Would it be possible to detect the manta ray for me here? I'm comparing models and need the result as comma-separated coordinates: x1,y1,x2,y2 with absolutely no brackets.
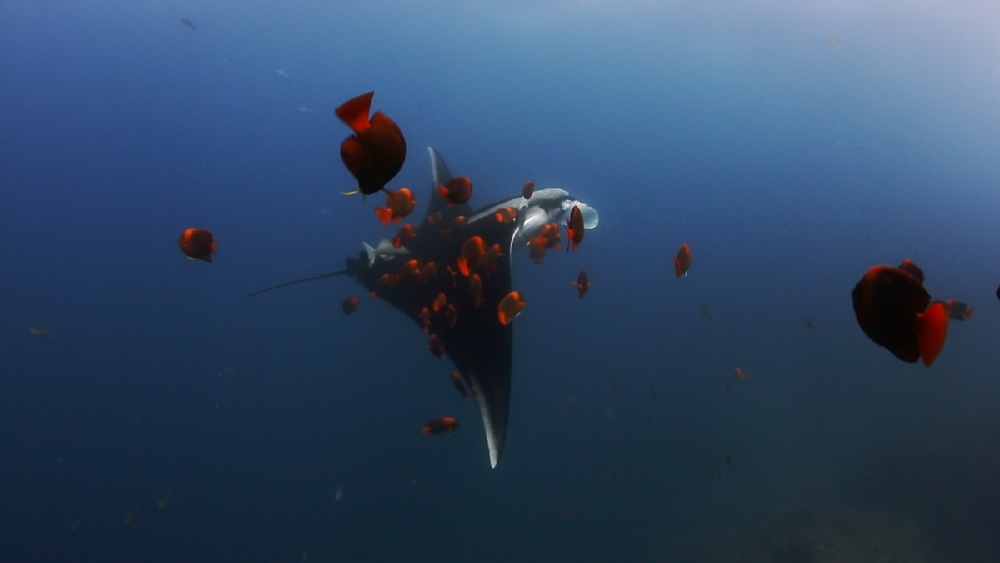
250,147,598,467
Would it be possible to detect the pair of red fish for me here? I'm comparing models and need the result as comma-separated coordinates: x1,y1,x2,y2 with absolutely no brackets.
852,259,968,366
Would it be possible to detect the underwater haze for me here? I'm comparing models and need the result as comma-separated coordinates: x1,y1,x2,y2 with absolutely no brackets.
3,1,1000,561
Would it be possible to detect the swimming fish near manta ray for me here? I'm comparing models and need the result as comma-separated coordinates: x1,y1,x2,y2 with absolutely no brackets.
248,147,598,467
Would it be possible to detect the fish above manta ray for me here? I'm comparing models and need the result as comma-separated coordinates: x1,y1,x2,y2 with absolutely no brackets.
249,146,598,468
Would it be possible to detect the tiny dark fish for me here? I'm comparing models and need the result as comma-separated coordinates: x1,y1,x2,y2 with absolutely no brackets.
179,16,196,31
573,270,591,299
804,316,815,330
341,296,361,315
450,371,471,397
673,243,692,278
698,305,712,319
421,417,459,435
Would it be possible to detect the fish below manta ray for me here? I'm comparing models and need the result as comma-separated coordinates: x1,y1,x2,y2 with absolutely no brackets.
249,147,598,467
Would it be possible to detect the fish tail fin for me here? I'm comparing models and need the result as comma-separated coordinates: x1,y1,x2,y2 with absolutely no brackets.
918,301,949,366
335,92,374,132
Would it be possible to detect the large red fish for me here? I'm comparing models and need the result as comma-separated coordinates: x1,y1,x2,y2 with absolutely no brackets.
335,91,406,196
178,228,216,262
851,260,949,366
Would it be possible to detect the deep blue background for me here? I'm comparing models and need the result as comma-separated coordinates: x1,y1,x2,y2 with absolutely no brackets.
2,2,999,561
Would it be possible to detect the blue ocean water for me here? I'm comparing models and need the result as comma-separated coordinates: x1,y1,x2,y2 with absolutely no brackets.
2,2,999,561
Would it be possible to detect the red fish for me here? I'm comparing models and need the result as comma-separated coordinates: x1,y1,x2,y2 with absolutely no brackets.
522,181,535,200
852,260,949,366
421,416,459,435
427,333,445,358
178,228,216,262
417,261,438,283
528,223,561,264
495,207,517,224
432,292,448,313
335,91,406,196
375,187,416,225
440,215,466,238
733,367,747,381
419,307,431,333
566,205,585,252
673,243,692,278
438,177,473,206
573,270,591,299
469,273,484,307
341,296,361,315
498,291,526,325
450,371,471,397
392,224,416,248
457,236,486,276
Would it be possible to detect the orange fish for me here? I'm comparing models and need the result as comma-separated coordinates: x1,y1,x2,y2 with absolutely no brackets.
495,207,518,224
394,259,421,282
566,205,585,252
450,371,471,397
441,215,466,237
457,236,486,276
528,223,561,264
426,211,443,224
417,261,438,283
673,243,692,278
469,273,484,307
428,333,445,358
522,181,535,200
341,296,361,315
419,307,431,333
852,260,949,366
335,91,406,196
573,270,591,299
733,367,747,381
432,292,448,313
438,176,473,206
178,228,216,262
392,224,416,248
498,291,526,325
375,187,416,225
421,416,459,435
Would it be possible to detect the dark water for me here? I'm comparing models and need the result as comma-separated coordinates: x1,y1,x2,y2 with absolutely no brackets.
2,2,999,561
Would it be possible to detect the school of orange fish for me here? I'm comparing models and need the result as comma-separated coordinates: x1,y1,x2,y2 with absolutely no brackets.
177,91,979,446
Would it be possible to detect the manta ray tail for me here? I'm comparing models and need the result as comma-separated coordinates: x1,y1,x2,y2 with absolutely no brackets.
246,269,349,297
